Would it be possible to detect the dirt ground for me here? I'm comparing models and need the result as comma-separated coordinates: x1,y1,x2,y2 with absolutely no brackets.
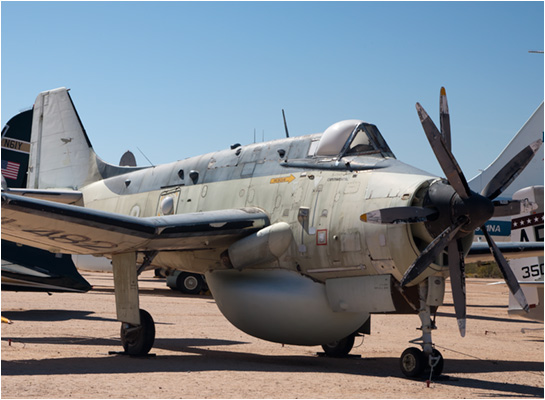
1,271,543,399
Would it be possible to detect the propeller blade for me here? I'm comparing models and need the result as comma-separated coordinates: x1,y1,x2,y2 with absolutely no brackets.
400,218,466,287
360,207,437,224
439,87,452,152
481,139,542,200
492,198,538,217
481,227,529,312
416,103,471,199
448,240,466,337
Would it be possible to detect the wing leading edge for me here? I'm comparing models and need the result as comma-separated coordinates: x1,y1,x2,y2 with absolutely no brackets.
1,193,269,255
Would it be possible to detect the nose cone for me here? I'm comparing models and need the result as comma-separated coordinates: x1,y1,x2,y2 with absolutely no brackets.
453,191,494,234
424,180,494,239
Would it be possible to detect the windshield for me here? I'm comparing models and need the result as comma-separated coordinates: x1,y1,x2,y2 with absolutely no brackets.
343,123,395,158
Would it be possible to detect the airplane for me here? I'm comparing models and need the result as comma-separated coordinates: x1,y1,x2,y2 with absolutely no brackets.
1,87,542,378
1,240,92,293
470,102,544,242
1,109,91,293
505,185,543,322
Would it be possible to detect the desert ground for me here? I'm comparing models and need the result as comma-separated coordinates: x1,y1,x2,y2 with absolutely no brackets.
1,271,543,399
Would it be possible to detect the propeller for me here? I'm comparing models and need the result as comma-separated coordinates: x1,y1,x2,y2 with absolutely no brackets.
481,139,542,201
361,87,541,336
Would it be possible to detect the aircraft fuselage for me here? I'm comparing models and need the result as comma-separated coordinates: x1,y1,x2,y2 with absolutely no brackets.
82,133,445,285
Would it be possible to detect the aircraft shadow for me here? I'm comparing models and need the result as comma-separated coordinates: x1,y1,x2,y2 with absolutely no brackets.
2,337,543,397
90,286,211,299
1,308,176,326
436,311,542,325
1,309,116,323
442,302,508,309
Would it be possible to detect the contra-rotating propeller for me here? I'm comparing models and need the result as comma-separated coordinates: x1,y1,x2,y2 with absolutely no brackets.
361,87,542,337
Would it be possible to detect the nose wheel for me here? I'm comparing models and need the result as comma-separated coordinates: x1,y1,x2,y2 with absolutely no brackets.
400,347,443,378
400,280,444,378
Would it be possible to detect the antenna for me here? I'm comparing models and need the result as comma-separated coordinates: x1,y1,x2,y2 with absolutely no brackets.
282,109,290,138
254,128,256,143
137,146,155,167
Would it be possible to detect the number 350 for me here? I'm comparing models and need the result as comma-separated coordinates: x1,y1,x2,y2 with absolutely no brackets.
521,264,544,279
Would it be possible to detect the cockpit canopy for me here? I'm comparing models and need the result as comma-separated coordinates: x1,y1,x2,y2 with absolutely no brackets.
314,120,395,159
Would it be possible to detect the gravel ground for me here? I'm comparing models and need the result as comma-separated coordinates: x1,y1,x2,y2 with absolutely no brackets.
1,271,543,399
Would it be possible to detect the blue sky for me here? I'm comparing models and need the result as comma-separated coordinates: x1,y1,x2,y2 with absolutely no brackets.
2,1,543,180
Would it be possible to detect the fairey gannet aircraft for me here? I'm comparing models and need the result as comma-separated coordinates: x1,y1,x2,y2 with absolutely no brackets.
2,87,542,378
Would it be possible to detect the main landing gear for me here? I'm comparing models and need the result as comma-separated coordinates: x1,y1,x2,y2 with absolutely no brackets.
321,333,356,357
111,252,156,356
400,279,444,378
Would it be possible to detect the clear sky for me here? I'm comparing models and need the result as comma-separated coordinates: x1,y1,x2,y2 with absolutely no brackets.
2,1,543,180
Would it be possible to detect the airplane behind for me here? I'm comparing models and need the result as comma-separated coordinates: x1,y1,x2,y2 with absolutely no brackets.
1,87,542,378
1,109,91,293
470,102,544,242
507,186,543,322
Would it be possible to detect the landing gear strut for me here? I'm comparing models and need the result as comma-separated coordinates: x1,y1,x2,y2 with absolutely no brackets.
112,252,156,356
400,279,444,378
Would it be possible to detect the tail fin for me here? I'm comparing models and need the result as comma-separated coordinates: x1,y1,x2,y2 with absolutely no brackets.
469,102,544,198
27,87,101,189
1,109,33,188
27,88,143,190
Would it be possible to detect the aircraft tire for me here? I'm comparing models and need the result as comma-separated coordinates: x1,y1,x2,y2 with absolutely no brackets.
321,334,355,357
177,272,204,295
120,309,155,355
400,347,424,378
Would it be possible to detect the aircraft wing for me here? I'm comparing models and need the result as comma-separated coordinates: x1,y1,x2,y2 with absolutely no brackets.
3,188,84,205
1,192,269,256
466,241,544,263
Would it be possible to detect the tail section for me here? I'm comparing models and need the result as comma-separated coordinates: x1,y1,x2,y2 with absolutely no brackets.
26,88,144,190
27,88,102,189
469,103,544,198
1,109,33,188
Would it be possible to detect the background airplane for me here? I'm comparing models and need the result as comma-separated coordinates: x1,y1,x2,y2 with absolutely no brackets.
506,185,543,321
470,102,544,242
1,110,91,293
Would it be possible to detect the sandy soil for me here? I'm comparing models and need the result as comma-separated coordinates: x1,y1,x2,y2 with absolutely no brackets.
1,271,543,399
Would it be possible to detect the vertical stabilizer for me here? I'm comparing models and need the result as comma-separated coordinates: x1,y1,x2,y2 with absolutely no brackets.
28,88,101,189
469,103,544,198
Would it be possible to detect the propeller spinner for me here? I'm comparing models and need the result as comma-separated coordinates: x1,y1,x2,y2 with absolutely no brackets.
362,87,541,337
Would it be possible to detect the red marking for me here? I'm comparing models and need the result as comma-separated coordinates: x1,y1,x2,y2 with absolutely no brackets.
316,229,328,246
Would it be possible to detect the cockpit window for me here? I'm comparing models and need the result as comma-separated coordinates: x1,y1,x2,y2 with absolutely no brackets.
343,123,394,158
345,128,374,154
